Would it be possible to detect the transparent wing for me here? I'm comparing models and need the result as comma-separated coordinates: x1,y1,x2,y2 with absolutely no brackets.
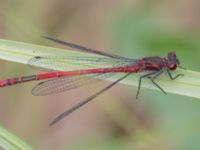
32,73,115,96
28,56,136,72
49,73,132,126
42,36,132,59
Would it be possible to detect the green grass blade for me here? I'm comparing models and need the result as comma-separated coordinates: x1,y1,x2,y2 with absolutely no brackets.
0,125,35,150
0,39,199,99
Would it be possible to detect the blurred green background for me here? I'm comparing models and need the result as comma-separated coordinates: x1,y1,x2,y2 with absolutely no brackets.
0,0,200,150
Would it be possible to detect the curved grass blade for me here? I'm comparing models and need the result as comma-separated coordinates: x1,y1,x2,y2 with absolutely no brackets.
0,39,199,98
0,125,35,150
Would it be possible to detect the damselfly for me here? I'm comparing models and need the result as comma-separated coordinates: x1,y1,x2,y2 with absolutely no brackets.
0,36,184,125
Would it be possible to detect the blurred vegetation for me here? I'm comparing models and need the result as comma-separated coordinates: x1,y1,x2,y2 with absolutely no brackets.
0,0,200,150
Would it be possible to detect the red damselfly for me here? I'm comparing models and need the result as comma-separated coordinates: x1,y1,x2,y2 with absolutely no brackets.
0,36,184,125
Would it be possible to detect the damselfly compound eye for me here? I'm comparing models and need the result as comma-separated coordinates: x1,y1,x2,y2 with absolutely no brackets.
169,63,177,70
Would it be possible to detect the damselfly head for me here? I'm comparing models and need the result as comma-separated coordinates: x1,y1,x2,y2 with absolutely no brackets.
167,52,180,70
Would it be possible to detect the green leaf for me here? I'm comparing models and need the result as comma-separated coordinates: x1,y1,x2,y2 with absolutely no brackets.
0,125,35,150
0,39,199,99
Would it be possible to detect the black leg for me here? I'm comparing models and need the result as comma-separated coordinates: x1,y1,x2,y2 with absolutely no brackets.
136,69,184,99
167,69,184,80
150,70,167,95
136,71,159,99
